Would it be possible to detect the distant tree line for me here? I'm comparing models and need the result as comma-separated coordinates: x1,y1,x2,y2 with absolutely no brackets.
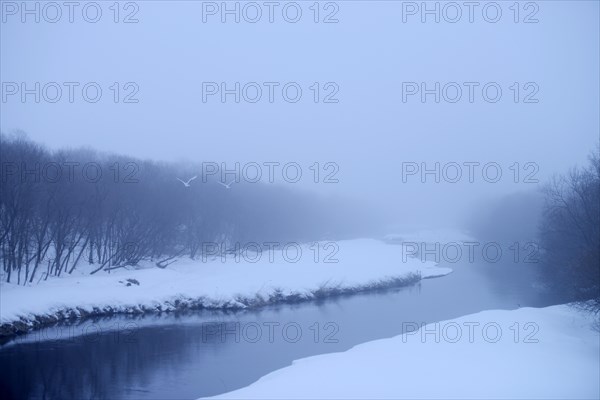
0,133,381,284
539,147,600,312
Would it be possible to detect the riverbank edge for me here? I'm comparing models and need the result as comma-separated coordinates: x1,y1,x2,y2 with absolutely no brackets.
206,303,600,399
0,271,445,339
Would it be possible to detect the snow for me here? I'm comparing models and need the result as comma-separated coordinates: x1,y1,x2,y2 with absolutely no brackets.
384,229,475,244
0,238,450,328
208,304,599,399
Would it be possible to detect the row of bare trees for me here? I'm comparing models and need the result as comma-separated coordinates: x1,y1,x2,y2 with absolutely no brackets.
1,134,373,284
0,135,188,283
539,147,600,312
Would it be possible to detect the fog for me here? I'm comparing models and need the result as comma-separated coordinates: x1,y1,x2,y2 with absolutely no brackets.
2,2,600,399
2,1,598,234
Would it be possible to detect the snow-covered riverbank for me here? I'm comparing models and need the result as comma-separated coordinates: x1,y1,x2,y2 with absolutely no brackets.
209,304,599,399
0,238,450,337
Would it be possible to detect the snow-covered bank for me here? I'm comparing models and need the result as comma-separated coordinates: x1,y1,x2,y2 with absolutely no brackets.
209,304,599,400
384,228,475,244
0,239,450,337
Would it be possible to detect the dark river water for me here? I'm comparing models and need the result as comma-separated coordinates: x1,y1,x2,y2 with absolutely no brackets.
0,258,556,400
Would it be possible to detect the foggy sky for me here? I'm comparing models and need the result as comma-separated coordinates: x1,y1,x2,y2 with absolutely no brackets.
1,0,599,229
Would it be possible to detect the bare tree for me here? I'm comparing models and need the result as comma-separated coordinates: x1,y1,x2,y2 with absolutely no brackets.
539,147,600,312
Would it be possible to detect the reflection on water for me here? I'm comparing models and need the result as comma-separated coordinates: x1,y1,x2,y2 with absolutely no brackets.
0,260,556,400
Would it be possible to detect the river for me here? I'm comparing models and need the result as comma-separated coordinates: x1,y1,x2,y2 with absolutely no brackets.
0,257,556,399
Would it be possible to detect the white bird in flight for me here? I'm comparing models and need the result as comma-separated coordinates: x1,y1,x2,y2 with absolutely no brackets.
177,176,197,187
218,180,236,189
